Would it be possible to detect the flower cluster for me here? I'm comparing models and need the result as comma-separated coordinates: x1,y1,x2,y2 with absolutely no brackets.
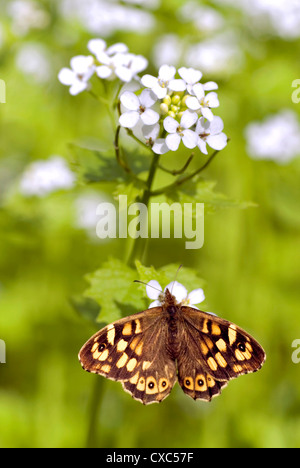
119,65,227,155
58,39,227,155
58,38,148,95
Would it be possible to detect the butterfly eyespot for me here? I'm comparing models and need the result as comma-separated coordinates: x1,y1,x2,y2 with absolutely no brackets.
148,382,155,389
198,379,204,386
237,343,246,352
185,379,191,386
98,344,106,352
161,380,167,388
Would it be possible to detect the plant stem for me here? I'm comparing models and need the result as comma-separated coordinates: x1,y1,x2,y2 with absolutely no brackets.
126,151,160,266
85,376,105,448
150,149,219,196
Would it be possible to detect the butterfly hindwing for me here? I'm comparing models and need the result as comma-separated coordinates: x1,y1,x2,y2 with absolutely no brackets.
79,307,177,404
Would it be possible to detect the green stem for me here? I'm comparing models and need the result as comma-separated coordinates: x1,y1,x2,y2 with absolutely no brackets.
150,149,219,196
126,151,160,266
85,376,105,448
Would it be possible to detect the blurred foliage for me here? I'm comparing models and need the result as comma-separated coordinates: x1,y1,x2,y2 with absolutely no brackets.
0,0,300,449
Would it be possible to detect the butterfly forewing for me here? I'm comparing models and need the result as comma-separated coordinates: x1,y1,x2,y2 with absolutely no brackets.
79,307,177,404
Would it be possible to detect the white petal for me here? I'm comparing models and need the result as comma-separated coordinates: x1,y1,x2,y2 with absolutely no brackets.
178,67,202,85
163,116,179,133
182,130,198,149
209,116,224,135
96,65,112,79
141,109,159,125
152,83,168,99
152,139,169,154
146,280,162,300
166,281,187,303
201,107,214,121
107,43,128,56
166,133,181,151
207,133,228,150
197,138,208,154
159,64,176,81
168,79,186,92
119,111,140,128
139,88,157,108
187,288,205,305
120,91,140,111
130,55,148,74
58,68,75,85
192,82,205,100
142,123,160,140
115,66,133,83
180,110,198,129
88,38,106,56
141,74,158,88
186,96,201,111
70,55,93,74
195,117,209,134
203,81,218,91
205,92,219,108
149,300,161,308
69,80,88,95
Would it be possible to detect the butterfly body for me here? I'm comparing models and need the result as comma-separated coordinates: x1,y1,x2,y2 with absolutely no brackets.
79,288,266,404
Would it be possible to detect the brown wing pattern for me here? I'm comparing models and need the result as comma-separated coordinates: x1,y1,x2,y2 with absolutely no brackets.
79,307,177,404
177,307,266,401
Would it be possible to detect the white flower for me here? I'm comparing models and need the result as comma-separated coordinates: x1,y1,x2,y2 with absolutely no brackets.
186,83,219,121
146,280,205,309
245,110,300,164
88,38,128,60
119,89,159,128
196,116,228,154
58,55,95,95
163,110,198,152
178,66,202,94
88,38,147,82
141,64,186,99
19,156,75,197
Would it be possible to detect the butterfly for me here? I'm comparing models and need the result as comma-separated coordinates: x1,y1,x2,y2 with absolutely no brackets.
79,283,266,405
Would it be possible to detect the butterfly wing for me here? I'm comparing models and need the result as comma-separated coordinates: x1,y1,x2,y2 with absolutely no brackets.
177,306,266,401
79,308,177,405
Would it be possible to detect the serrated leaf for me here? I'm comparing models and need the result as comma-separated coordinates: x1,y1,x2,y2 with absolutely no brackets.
84,258,146,324
165,178,256,214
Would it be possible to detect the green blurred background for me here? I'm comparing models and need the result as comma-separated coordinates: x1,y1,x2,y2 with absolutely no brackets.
1,0,300,448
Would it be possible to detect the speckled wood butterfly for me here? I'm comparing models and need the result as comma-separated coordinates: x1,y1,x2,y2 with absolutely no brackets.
79,287,266,404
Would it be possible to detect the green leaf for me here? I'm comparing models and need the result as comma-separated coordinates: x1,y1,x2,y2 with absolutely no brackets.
165,178,256,214
84,258,146,324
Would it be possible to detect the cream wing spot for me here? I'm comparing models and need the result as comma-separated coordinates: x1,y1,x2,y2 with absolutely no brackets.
207,356,218,371
122,322,132,335
116,353,129,368
216,338,227,353
106,325,115,345
135,319,142,334
117,339,128,352
228,325,237,345
126,358,137,372
97,349,109,361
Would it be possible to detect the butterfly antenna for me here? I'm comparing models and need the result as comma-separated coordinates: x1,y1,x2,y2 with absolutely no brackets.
133,280,162,293
170,264,183,295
